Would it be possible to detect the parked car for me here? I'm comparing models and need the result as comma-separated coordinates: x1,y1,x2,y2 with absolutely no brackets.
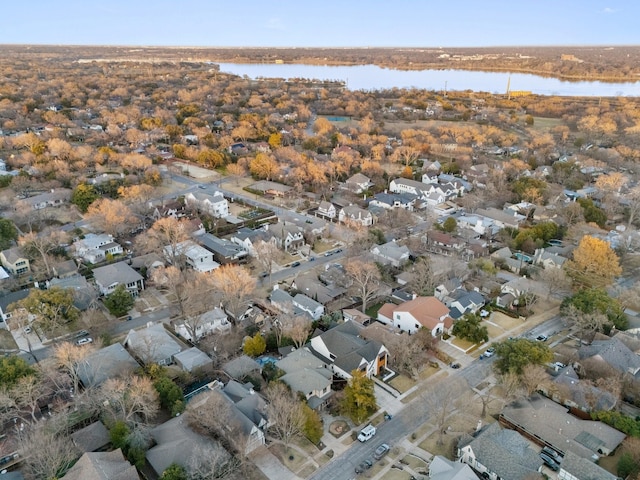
357,424,376,442
0,453,18,466
355,459,373,473
449,362,461,369
539,451,560,471
290,261,301,267
553,362,566,370
23,326,32,334
76,337,93,346
541,446,562,463
373,443,390,460
483,347,496,358
324,251,334,257
536,334,548,342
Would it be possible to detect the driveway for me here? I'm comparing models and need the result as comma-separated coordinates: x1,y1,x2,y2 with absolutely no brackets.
252,447,302,480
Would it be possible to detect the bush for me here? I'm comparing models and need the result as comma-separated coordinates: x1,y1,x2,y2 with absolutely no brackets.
617,452,638,478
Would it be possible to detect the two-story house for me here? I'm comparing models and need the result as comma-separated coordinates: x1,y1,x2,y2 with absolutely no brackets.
377,296,451,336
93,262,145,297
198,233,248,265
163,241,220,273
184,191,229,218
293,293,325,320
309,320,389,380
339,205,374,227
276,347,333,410
371,240,411,267
344,173,373,193
73,233,123,264
317,201,337,219
0,247,30,275
264,222,304,252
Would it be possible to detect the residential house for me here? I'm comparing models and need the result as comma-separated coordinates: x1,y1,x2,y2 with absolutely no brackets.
265,222,304,252
368,192,417,211
0,289,30,323
424,230,465,256
251,180,293,197
371,240,411,267
21,188,71,210
499,394,626,460
146,416,228,477
453,212,500,238
61,450,139,480
77,343,140,388
222,355,262,381
309,320,389,379
497,275,548,308
164,241,220,273
230,227,272,256
293,293,325,320
184,191,229,218
51,259,78,278
93,262,144,296
447,289,486,320
533,248,568,269
124,323,182,366
269,287,296,314
276,347,333,410
174,307,230,342
543,366,617,413
389,178,432,198
558,451,617,480
173,347,212,372
457,422,543,480
342,308,372,326
199,233,248,265
377,296,451,336
344,173,372,193
339,205,374,227
49,275,97,311
476,207,525,229
70,421,111,453
428,456,479,480
317,201,337,219
151,200,186,220
73,233,123,264
577,337,640,377
293,269,348,305
0,247,30,275
190,380,268,454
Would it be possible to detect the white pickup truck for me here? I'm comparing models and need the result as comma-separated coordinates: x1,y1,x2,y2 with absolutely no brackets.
357,424,376,442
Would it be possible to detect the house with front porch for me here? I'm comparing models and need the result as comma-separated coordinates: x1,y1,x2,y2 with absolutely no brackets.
164,241,220,273
317,201,337,219
345,173,372,193
371,240,411,267
309,320,389,379
264,222,304,252
73,233,123,264
184,191,229,218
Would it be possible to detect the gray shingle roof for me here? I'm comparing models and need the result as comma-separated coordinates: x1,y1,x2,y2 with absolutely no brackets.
559,451,617,480
62,450,138,480
93,262,143,288
222,355,261,379
578,337,640,375
124,324,182,365
71,421,110,452
459,422,543,480
280,369,331,395
500,394,626,459
77,343,140,387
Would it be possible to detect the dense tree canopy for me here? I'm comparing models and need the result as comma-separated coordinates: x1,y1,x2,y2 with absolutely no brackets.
564,235,622,288
493,338,553,375
561,288,628,331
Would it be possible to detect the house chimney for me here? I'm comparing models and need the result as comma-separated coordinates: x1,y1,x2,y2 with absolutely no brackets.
476,420,482,432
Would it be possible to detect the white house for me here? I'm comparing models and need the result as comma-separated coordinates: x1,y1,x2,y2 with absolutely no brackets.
184,191,229,218
73,233,123,264
317,201,337,219
293,293,325,320
377,296,451,335
174,307,230,342
264,222,304,252
371,241,411,267
163,241,220,273
344,173,372,193
339,205,374,227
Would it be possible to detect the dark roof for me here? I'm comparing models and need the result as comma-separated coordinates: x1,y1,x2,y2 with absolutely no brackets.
0,289,30,313
77,343,140,387
458,422,542,480
578,337,640,375
312,321,384,373
71,421,110,452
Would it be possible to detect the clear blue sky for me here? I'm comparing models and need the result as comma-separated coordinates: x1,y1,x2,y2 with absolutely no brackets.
2,0,638,47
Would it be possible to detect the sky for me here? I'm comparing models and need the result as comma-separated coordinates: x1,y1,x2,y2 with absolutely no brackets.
1,0,638,47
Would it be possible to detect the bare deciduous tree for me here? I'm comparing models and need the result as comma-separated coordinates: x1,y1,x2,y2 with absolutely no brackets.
19,229,68,277
253,239,281,281
283,315,311,349
18,420,79,480
210,265,256,325
96,375,159,426
86,198,137,238
519,364,549,397
264,382,306,448
344,259,382,314
423,378,466,446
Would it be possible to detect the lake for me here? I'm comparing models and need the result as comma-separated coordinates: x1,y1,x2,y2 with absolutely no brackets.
217,63,640,97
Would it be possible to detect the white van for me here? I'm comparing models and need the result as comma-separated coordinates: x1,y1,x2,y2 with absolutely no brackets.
357,424,376,442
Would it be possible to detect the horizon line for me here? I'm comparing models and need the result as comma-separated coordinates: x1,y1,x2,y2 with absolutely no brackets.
2,43,640,49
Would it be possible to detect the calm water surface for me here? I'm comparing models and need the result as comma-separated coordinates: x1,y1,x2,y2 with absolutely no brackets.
217,63,640,97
